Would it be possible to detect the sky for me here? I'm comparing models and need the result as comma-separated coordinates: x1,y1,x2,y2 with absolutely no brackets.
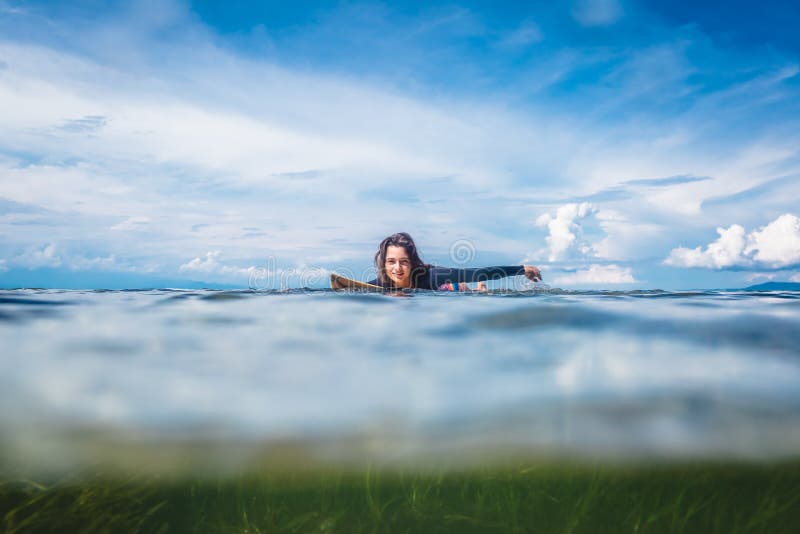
1,0,799,289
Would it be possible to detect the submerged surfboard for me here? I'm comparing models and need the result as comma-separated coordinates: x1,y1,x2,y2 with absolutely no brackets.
330,273,383,291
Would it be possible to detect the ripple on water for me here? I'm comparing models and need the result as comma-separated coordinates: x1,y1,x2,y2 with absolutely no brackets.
167,315,257,326
156,292,204,304
442,299,800,356
666,315,800,356
0,295,74,323
0,296,76,306
199,291,251,301
470,304,621,330
64,338,144,356
1,308,66,322
678,301,723,308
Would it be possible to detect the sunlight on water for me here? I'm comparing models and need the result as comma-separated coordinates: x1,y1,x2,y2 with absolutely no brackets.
1,289,800,473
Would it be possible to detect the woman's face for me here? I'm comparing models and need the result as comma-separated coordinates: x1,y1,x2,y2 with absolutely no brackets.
385,245,412,288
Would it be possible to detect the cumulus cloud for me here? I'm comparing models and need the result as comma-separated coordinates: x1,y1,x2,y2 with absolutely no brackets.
552,264,636,285
665,214,800,269
665,224,748,268
530,203,657,263
13,243,62,269
534,202,597,261
745,214,800,266
21,243,62,269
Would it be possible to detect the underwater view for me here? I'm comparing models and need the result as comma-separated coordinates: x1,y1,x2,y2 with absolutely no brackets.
2,288,800,531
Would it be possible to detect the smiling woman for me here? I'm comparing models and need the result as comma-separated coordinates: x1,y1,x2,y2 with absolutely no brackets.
368,232,542,290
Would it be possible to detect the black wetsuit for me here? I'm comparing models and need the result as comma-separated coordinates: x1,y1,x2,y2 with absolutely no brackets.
368,266,525,290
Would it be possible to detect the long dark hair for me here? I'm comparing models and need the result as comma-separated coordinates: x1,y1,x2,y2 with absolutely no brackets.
374,232,430,288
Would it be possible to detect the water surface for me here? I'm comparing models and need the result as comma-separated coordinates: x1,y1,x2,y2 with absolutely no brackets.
2,288,799,470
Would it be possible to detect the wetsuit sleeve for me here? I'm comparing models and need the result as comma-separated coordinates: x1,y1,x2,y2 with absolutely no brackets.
428,266,525,286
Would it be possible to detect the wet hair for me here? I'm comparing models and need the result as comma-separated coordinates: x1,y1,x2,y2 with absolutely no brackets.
374,232,430,288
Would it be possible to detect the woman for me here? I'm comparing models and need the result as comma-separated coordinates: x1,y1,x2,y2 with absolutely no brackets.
368,232,542,290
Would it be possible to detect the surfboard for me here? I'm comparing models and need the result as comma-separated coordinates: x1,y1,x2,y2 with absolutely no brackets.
330,273,383,291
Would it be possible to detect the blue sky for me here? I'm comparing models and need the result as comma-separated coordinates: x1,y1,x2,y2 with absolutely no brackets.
1,0,799,289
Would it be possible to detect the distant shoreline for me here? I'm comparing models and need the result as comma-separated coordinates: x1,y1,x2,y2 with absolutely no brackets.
742,281,800,291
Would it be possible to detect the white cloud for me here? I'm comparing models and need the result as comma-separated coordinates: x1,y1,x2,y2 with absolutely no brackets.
180,250,226,272
528,204,662,264
665,214,800,269
13,243,62,269
589,210,668,260
552,264,636,285
534,202,596,261
179,253,332,288
7,243,123,271
572,0,622,27
245,259,333,290
0,38,532,191
110,216,149,231
746,272,776,282
0,259,7,272
69,254,118,270
0,1,26,15
744,214,800,267
665,224,748,268
790,273,800,282
497,20,543,49
179,251,255,278
0,37,587,271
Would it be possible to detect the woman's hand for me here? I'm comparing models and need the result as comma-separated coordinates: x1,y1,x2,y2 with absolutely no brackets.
523,265,542,282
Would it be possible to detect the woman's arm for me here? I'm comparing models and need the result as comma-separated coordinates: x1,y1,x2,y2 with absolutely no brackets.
370,266,541,289
429,265,541,286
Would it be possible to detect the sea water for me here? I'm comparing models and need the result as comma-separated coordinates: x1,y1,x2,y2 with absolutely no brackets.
2,288,800,472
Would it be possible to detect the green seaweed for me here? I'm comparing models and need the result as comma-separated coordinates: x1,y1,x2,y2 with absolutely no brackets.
1,462,799,533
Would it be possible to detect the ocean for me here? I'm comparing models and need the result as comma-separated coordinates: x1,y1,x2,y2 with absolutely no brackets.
2,287,800,474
